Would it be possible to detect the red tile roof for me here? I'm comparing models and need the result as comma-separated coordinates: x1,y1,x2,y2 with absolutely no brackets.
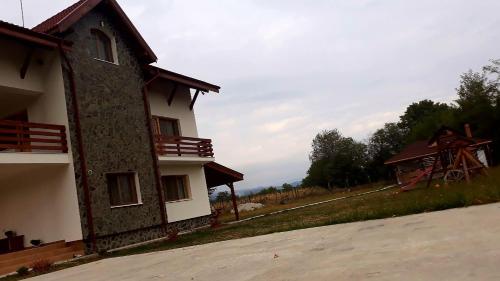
32,0,157,63
384,141,437,165
146,65,221,93
32,0,88,33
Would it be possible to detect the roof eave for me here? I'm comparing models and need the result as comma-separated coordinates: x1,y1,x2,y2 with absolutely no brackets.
384,152,438,165
147,65,221,93
0,22,72,51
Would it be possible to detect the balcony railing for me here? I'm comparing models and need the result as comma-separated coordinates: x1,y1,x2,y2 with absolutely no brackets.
0,120,68,153
155,135,213,157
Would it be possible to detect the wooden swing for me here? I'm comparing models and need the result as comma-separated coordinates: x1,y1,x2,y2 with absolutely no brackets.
426,129,488,187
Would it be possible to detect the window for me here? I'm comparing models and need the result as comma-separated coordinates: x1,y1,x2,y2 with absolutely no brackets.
91,29,114,62
162,175,190,202
107,172,140,207
153,117,180,137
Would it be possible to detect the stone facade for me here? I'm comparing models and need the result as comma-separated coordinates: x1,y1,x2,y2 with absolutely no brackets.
59,4,210,253
169,215,212,233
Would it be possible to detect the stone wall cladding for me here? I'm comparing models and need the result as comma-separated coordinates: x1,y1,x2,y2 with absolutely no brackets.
91,215,211,252
168,215,212,233
61,4,165,253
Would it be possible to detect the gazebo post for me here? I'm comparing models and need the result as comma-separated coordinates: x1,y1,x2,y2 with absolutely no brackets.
227,183,239,221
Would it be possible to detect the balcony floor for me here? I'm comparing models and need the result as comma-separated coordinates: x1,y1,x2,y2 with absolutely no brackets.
158,155,215,165
0,152,70,165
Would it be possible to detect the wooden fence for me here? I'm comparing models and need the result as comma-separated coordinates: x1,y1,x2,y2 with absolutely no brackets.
211,187,329,211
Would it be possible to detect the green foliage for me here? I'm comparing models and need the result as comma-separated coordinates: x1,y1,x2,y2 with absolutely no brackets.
405,106,456,142
399,99,452,134
16,267,29,276
256,186,279,195
305,130,368,188
215,191,231,202
367,122,406,181
281,183,294,191
454,70,498,134
399,100,455,142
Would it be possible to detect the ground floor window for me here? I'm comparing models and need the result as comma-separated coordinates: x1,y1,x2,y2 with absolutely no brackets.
106,172,140,207
162,175,190,201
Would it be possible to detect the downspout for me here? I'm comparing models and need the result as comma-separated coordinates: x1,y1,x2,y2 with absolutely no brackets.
142,71,168,229
58,42,97,253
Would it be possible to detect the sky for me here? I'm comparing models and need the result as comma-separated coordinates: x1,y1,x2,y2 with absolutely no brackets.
2,0,500,191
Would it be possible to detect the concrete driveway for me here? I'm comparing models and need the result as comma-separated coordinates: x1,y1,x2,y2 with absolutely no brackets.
29,203,500,281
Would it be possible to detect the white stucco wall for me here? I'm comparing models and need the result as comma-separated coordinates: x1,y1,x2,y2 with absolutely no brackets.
160,165,212,222
149,82,199,137
0,38,45,94
0,41,83,245
27,51,68,127
0,165,83,246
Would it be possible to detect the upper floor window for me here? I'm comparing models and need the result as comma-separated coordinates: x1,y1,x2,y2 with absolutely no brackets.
153,116,180,137
91,29,114,63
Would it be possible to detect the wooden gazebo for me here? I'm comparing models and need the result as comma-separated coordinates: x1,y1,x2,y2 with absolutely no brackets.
204,162,244,220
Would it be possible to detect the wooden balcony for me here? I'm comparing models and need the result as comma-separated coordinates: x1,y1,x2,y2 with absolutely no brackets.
0,120,68,154
155,135,214,158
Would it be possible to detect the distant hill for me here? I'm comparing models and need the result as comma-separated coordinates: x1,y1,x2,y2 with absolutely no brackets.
210,179,303,199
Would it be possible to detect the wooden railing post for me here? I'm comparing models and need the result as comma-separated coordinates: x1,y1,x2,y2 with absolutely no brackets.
176,137,181,156
60,127,68,153
16,123,23,152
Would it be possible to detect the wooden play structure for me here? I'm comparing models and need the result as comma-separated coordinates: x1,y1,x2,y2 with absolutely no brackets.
385,124,493,191
425,127,489,188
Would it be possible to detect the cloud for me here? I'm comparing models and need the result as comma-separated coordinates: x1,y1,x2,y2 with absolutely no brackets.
261,116,305,133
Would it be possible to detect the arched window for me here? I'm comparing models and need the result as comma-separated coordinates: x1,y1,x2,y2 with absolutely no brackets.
91,29,114,62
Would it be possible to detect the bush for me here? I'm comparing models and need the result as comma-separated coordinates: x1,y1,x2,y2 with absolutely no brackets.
30,259,52,273
16,266,29,276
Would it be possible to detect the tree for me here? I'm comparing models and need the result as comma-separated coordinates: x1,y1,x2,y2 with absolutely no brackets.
455,70,498,129
281,183,294,192
398,100,455,142
215,191,231,202
454,68,499,161
257,186,278,195
483,59,500,86
366,122,406,181
399,100,449,132
309,129,343,163
304,129,369,189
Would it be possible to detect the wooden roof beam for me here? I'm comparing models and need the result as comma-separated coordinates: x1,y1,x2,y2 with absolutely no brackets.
189,90,200,111
167,83,178,106
20,48,35,79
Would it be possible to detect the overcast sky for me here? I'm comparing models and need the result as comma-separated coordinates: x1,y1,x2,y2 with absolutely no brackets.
2,0,500,190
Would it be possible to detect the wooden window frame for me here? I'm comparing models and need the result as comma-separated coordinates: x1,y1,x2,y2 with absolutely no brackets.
152,115,181,137
161,175,191,202
106,172,142,208
91,29,114,63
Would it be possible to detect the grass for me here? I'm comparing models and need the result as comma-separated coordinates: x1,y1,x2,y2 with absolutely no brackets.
218,182,389,222
3,168,500,280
